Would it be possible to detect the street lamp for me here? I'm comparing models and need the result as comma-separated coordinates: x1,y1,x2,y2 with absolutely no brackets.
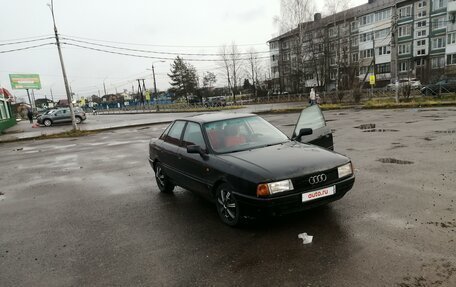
147,60,165,111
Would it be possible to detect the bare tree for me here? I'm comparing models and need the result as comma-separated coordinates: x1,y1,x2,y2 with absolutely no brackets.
218,42,243,103
274,0,315,93
245,47,264,97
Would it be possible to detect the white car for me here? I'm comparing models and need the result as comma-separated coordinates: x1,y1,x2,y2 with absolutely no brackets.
386,79,422,91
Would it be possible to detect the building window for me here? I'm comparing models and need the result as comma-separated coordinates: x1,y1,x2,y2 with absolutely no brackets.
417,29,427,37
351,36,359,47
374,28,389,39
360,32,373,42
448,32,456,44
417,49,426,55
378,46,391,55
376,63,391,74
399,62,409,72
432,0,447,11
447,54,456,65
360,49,374,58
352,53,359,62
416,58,425,66
432,16,446,30
375,9,392,22
329,26,337,37
398,25,412,37
432,56,445,68
282,41,289,49
418,1,427,8
360,66,373,75
431,37,446,49
417,10,427,18
399,6,412,18
361,14,374,26
417,39,426,46
399,43,411,55
416,20,427,28
351,21,359,32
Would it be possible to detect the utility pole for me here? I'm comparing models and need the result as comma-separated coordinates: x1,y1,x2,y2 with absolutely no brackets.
48,0,77,130
391,5,399,103
50,88,54,102
137,79,144,105
372,30,376,99
103,81,107,96
152,64,159,111
26,89,32,107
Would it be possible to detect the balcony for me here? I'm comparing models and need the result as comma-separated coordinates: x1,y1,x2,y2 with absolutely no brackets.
448,1,456,13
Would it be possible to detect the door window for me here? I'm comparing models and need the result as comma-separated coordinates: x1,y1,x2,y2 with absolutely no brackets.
182,122,206,149
164,120,186,146
293,105,326,137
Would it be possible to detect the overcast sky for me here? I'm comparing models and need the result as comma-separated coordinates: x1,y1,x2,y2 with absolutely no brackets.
1,0,364,101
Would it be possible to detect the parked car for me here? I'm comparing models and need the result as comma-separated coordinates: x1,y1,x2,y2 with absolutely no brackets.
36,107,86,127
421,78,456,96
386,78,421,91
187,95,202,105
203,97,226,107
148,106,354,226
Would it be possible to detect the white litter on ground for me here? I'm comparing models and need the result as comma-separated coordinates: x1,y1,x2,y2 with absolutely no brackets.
298,233,313,244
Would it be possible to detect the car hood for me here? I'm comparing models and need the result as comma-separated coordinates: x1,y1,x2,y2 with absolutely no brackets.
218,141,349,182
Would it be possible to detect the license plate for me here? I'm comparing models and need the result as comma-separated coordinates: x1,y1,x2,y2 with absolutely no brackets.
302,186,336,202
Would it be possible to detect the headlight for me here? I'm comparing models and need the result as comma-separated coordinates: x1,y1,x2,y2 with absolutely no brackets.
338,162,353,178
257,179,294,197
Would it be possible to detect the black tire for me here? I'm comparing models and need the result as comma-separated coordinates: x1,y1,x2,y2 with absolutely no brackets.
43,119,52,127
75,116,82,124
155,162,174,193
215,183,241,226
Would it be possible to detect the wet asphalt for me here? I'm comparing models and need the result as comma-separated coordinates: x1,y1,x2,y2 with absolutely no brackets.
0,107,455,286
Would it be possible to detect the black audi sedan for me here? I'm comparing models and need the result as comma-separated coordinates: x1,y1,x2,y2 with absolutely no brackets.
148,106,355,226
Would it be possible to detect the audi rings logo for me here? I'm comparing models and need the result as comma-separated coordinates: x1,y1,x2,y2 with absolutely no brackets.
308,174,327,185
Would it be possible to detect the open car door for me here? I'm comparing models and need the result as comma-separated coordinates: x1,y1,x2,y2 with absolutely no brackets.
291,105,334,150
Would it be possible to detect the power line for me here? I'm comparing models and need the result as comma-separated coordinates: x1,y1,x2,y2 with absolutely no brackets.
0,34,54,43
0,43,55,54
60,42,270,62
61,37,270,56
0,37,55,47
60,34,268,48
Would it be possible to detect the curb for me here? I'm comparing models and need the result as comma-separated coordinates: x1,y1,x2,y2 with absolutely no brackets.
0,120,173,144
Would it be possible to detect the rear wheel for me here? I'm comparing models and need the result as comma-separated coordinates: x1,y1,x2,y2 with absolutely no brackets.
75,116,82,124
43,119,52,127
215,183,241,226
155,162,174,193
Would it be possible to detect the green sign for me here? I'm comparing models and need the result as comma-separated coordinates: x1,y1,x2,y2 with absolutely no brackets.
9,74,41,89
145,90,151,101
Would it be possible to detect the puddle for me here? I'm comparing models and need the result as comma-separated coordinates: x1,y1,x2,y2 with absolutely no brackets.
432,119,444,121
355,123,376,129
435,130,456,134
424,137,434,141
281,123,296,126
377,158,414,164
391,144,407,149
426,221,456,228
405,121,417,124
363,129,399,133
137,127,150,130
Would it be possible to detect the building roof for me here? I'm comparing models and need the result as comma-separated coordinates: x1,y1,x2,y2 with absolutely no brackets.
0,88,13,99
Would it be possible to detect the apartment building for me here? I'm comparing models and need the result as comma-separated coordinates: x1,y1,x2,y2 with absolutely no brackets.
268,0,456,93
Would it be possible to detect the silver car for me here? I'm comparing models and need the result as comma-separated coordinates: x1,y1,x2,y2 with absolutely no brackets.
36,107,86,127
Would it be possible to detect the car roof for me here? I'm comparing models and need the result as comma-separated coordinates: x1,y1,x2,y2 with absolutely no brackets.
177,112,256,124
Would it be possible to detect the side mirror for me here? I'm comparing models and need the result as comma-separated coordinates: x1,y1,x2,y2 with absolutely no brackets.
187,145,208,159
295,128,313,141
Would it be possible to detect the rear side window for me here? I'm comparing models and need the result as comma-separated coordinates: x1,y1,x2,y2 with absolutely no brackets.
164,121,186,145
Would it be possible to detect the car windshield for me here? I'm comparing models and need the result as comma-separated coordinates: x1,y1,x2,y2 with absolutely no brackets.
203,116,288,153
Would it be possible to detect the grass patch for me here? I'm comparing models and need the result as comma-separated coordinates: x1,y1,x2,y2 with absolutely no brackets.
363,96,456,109
35,129,98,140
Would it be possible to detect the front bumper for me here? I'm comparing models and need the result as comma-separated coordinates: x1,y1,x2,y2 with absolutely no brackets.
234,175,355,216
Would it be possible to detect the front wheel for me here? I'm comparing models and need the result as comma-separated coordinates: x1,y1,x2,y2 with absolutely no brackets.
215,183,241,226
155,162,174,193
43,119,52,127
75,116,82,124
